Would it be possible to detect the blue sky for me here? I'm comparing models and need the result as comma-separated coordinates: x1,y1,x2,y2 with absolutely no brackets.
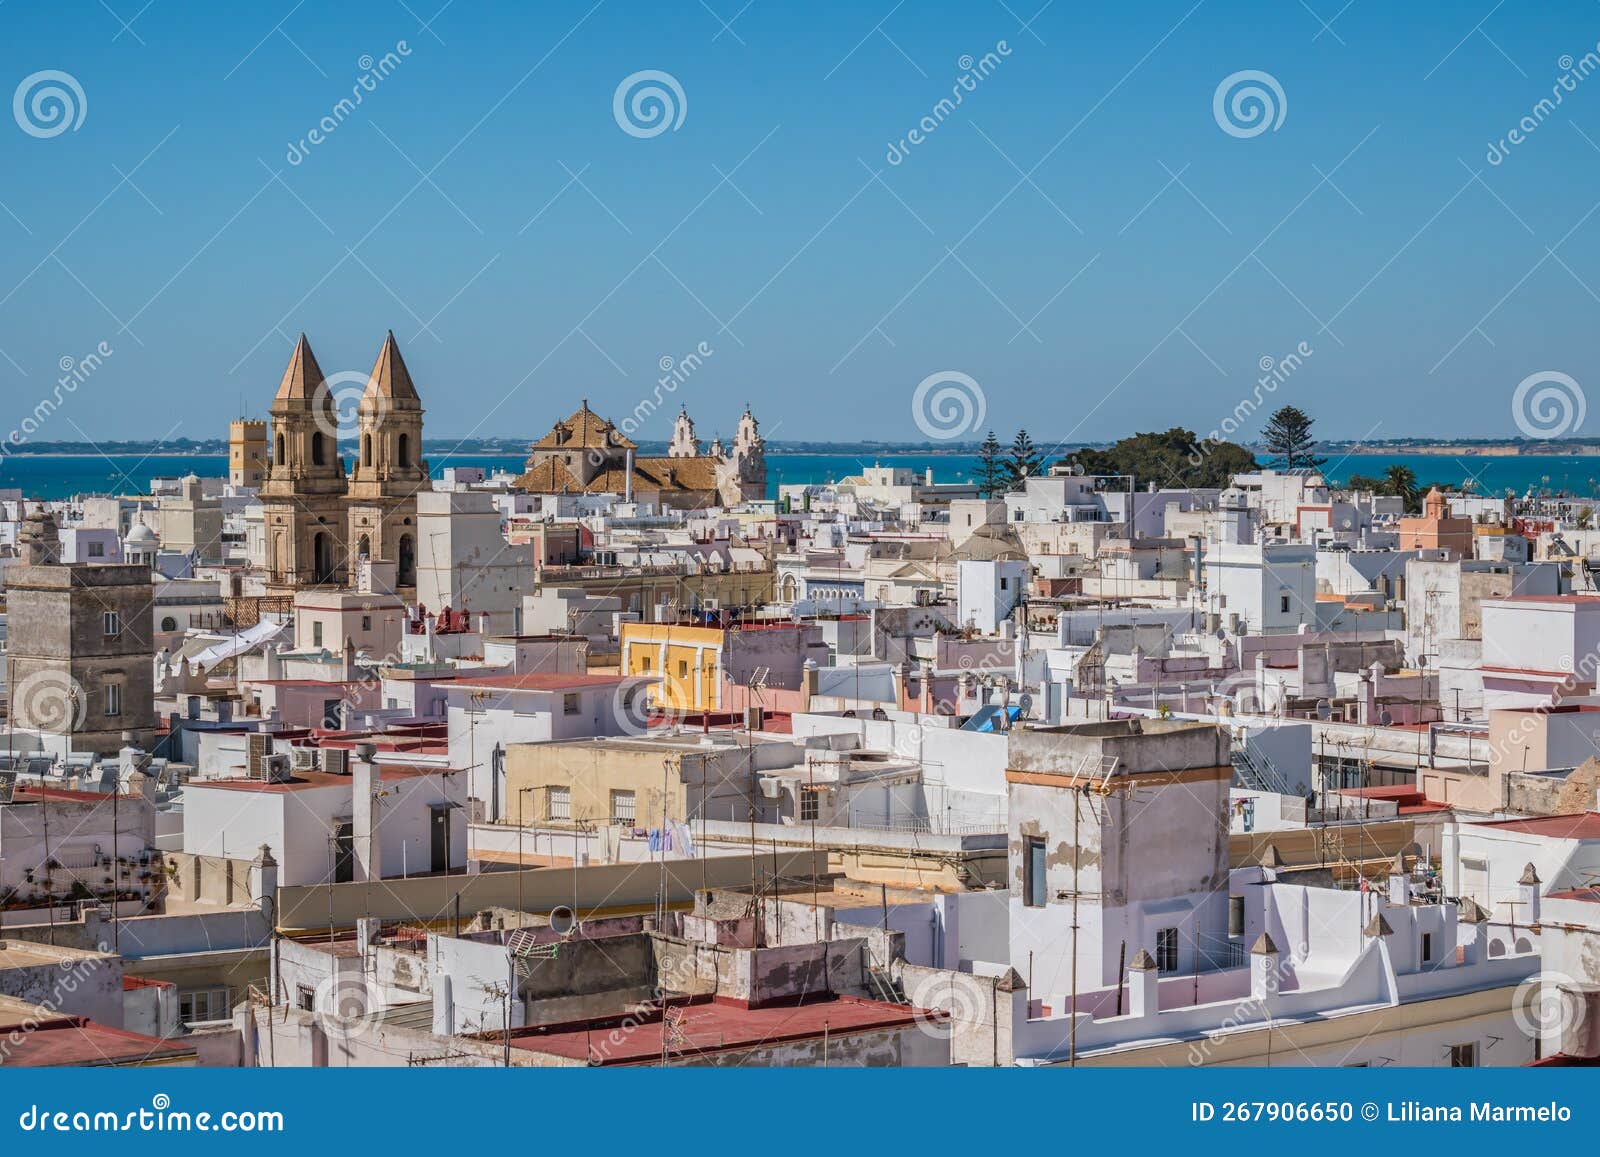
3,0,1600,447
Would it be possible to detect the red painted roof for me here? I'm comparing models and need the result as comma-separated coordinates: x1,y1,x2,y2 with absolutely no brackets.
1472,812,1600,840
0,1016,195,1066
1488,594,1600,606
449,672,632,692
509,995,922,1065
1546,887,1600,903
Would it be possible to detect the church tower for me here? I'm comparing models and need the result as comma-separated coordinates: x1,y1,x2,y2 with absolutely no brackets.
668,407,701,457
347,331,427,588
259,334,349,590
723,405,766,503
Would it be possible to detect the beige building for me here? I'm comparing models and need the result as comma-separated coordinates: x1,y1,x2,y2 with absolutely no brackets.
258,331,427,594
229,419,268,489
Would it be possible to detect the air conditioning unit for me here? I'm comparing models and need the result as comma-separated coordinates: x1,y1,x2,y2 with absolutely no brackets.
262,754,292,784
322,747,349,776
291,748,318,771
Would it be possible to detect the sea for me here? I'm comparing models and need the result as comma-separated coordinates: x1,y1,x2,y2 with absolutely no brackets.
1,450,1596,502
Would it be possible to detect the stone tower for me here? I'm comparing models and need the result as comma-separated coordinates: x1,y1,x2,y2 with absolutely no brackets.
259,334,349,590
668,407,701,458
347,331,427,588
6,511,157,754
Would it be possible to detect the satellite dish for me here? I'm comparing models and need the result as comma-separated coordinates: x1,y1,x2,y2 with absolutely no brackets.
1379,710,1394,726
548,905,578,938
1315,699,1332,721
1017,692,1034,714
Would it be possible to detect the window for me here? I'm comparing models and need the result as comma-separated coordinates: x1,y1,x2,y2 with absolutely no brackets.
361,615,372,631
1421,932,1434,963
611,790,636,825
1449,1042,1477,1068
161,616,177,632
678,660,689,677
179,986,233,1023
102,611,121,636
641,656,652,672
1279,594,1291,613
800,787,821,822
999,576,1009,590
1228,896,1245,937
1156,927,1179,973
87,541,105,558
1023,836,1047,908
563,693,581,716
312,621,324,647
297,986,316,1012
548,786,572,821
104,684,122,718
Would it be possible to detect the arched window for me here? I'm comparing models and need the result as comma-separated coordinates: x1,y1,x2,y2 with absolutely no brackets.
398,533,416,587
313,532,334,583
357,534,371,559
397,432,410,468
362,434,372,467
275,433,286,466
161,617,177,632
311,432,326,466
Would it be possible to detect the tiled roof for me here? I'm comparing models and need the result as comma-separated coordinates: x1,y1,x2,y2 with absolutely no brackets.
529,404,636,451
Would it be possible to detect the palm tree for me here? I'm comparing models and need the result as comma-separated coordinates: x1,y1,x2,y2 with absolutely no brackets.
1382,464,1419,511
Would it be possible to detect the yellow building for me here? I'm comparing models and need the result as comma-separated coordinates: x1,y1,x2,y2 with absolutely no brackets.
619,621,725,713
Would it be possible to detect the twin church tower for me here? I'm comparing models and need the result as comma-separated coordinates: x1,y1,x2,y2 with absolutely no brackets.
258,331,426,594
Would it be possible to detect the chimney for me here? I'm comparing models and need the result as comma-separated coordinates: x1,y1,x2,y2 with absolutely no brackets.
624,448,635,504
1128,949,1159,1018
800,659,818,713
1518,862,1542,925
353,742,382,882
249,844,279,919
1250,932,1280,1002
1456,897,1488,964
1387,851,1409,907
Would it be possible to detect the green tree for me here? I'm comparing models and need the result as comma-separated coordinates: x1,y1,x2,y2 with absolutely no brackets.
1061,428,1257,490
974,430,1008,498
1261,405,1327,472
1382,464,1420,511
1005,428,1043,490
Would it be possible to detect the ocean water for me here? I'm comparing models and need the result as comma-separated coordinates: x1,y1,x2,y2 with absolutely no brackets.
0,450,1593,502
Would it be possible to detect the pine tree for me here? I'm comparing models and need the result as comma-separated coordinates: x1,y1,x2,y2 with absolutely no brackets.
974,430,1007,497
1005,428,1043,491
1261,406,1327,472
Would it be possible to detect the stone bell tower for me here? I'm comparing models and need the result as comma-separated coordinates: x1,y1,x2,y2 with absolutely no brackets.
347,331,427,588
259,334,349,590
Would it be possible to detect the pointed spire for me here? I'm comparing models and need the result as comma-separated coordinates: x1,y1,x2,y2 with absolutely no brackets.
275,333,326,401
364,329,419,402
1520,862,1541,886
1129,948,1158,971
1363,913,1395,938
1458,897,1489,924
1250,932,1279,956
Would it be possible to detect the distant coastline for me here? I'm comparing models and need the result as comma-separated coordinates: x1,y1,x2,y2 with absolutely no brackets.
6,438,1600,458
